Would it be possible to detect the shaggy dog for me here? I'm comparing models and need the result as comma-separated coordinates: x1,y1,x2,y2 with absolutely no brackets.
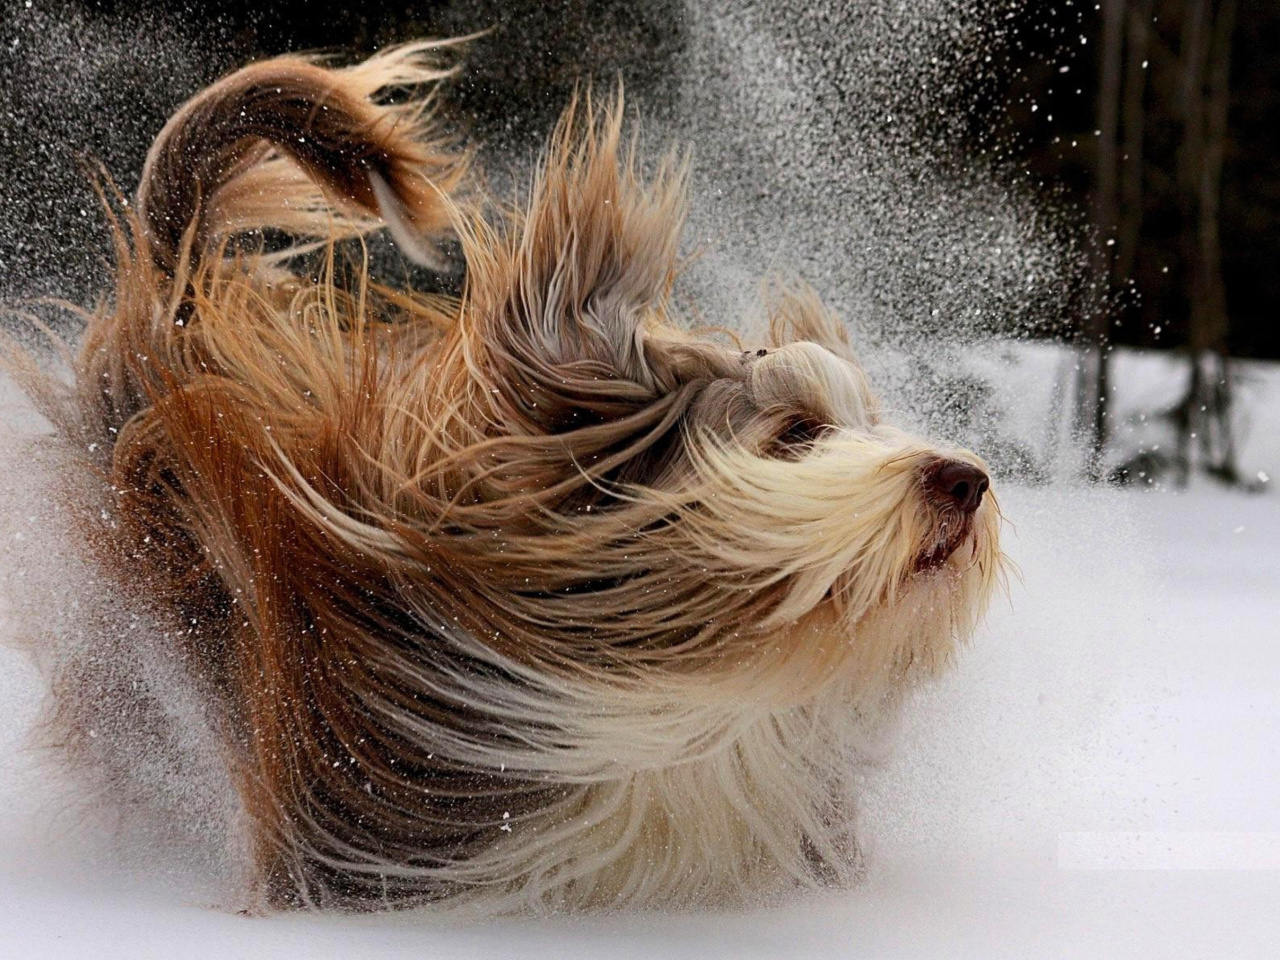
5,42,1004,912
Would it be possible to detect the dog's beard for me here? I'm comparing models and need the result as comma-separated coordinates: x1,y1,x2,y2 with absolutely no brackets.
842,497,1004,693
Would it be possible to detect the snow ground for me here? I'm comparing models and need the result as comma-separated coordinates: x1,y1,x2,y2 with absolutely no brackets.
1,350,1277,959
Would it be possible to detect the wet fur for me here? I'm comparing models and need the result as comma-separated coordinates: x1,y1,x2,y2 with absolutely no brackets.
4,42,1005,912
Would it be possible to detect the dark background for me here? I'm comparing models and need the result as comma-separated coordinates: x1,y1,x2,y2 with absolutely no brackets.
0,0,1274,360
977,0,1278,360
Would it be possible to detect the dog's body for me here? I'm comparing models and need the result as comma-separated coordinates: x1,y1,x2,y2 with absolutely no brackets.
7,43,1004,912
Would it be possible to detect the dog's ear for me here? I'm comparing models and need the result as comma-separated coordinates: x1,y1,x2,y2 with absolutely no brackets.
460,93,710,425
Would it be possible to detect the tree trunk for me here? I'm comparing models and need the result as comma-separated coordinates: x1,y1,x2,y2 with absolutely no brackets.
1175,0,1238,484
1078,0,1128,479
1116,0,1155,283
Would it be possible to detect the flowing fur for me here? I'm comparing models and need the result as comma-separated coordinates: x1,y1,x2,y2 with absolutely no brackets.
6,44,1006,913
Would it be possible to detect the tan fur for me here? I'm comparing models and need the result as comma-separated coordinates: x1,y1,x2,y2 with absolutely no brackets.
5,44,1006,913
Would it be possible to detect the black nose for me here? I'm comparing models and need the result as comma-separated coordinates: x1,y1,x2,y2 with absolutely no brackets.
926,460,989,514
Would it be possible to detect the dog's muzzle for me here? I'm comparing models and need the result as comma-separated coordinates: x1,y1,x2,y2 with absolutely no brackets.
914,459,990,571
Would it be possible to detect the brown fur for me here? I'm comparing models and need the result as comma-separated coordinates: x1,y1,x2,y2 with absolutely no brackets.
5,43,1005,912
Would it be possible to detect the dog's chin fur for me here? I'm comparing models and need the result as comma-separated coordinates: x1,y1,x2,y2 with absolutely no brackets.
2,42,1007,914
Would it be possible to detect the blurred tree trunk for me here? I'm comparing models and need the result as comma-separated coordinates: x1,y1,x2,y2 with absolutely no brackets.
1076,0,1127,479
1117,0,1155,284
1174,0,1238,484
1080,0,1162,480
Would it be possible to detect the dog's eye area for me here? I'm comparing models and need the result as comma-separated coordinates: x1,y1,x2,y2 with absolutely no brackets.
769,416,831,458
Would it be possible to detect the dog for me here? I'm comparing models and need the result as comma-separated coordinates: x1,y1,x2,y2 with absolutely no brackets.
6,41,1004,913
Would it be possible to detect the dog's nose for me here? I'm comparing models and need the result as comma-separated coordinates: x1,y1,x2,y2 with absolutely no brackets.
926,460,989,514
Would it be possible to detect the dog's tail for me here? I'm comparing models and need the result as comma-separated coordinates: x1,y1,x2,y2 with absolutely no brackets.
44,43,469,450
136,41,467,271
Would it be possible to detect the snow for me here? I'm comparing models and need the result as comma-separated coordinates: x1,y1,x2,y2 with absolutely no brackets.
961,340,1280,486
2,350,1278,957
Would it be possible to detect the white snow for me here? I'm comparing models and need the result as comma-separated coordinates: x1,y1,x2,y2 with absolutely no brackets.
962,340,1280,487
2,348,1278,957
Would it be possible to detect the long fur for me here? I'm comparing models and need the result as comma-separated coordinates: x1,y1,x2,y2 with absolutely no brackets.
4,43,1006,913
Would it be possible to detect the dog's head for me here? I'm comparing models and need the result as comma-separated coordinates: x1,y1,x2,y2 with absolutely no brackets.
371,94,1006,707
